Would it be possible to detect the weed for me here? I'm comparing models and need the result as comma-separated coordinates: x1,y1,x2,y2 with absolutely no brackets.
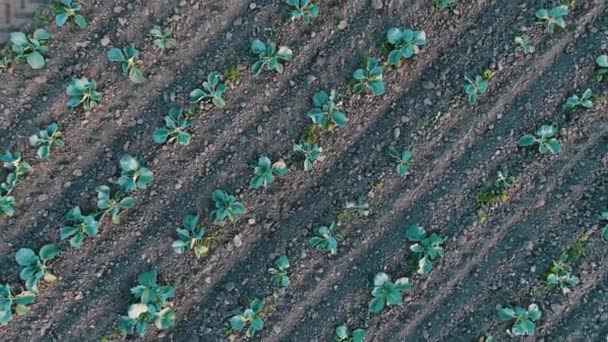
59,206,100,248
190,72,227,108
15,244,60,292
301,124,323,144
0,284,36,325
229,298,265,337
519,125,560,154
268,255,290,287
565,88,593,110
308,90,348,129
51,0,86,28
405,224,444,274
96,185,136,224
10,29,51,69
149,25,176,49
475,170,516,205
514,35,535,55
251,39,293,75
535,6,569,33
153,106,192,146
334,325,365,342
498,303,541,336
223,67,242,84
434,0,458,11
345,196,370,217
172,214,210,258
67,77,102,110
286,0,319,24
601,211,608,240
386,28,427,67
251,155,287,189
0,56,11,71
309,222,342,255
368,272,411,313
107,45,146,84
352,58,385,95
29,123,63,160
388,146,413,176
293,140,325,172
546,253,579,294
565,234,588,262
464,75,489,104
210,190,246,223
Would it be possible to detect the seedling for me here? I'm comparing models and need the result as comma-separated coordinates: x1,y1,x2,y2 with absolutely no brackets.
229,298,265,338
153,106,192,145
148,25,176,49
308,90,348,129
405,224,444,274
596,55,608,81
51,0,86,28
464,75,489,104
2,151,31,177
334,325,365,342
119,270,176,337
546,253,579,294
117,155,154,192
388,147,413,176
518,125,560,154
434,0,458,10
250,155,287,189
368,272,411,313
286,0,319,24
15,244,60,292
96,185,135,224
268,255,290,287
0,151,31,217
293,140,325,172
66,77,102,110
29,123,63,160
172,214,210,258
0,284,36,325
565,89,593,110
210,190,246,223
514,36,535,55
345,196,370,217
0,194,15,218
10,29,51,69
498,303,541,336
475,170,516,205
386,28,427,67
189,72,227,108
107,45,145,83
250,39,293,75
309,222,342,255
601,211,608,240
352,58,385,95
535,6,569,33
0,56,11,71
59,206,100,248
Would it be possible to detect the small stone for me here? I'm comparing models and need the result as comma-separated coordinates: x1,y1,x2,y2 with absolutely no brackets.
113,6,124,14
306,74,317,85
233,234,243,247
100,36,111,47
249,3,257,10
524,241,534,251
72,169,83,177
423,98,432,106
248,218,256,225
422,81,435,90
371,0,383,9
37,194,49,202
338,20,348,30
224,282,235,292
393,127,400,139
233,17,242,26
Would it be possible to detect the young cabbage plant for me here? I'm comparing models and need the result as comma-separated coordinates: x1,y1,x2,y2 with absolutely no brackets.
117,155,154,192
434,0,458,10
29,123,63,160
308,90,348,129
250,155,287,189
388,147,413,176
514,35,535,55
352,58,385,95
464,75,489,104
309,222,342,255
107,45,146,83
229,298,265,338
51,0,86,28
119,270,176,337
565,88,593,110
0,284,36,325
153,106,192,146
66,77,102,110
0,56,11,71
148,25,176,49
15,244,60,292
345,196,370,217
518,125,560,154
334,325,365,342
386,27,427,67
96,185,136,224
10,29,51,69
172,214,210,258
210,190,246,223
405,224,444,274
546,253,579,294
535,6,569,33
268,255,290,287
286,0,319,24
59,206,100,249
0,193,15,218
368,272,411,313
190,72,227,108
498,304,541,336
293,140,325,172
2,151,32,177
0,151,31,217
597,55,608,81
250,39,293,75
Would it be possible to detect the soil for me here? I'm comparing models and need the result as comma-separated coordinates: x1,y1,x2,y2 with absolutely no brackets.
1,0,607,341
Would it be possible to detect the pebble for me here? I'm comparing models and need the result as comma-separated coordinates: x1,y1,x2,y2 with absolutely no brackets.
393,127,400,139
248,218,256,225
72,169,83,177
37,194,49,202
113,6,124,14
338,20,348,30
233,235,243,247
371,0,383,9
100,36,111,47
249,2,257,10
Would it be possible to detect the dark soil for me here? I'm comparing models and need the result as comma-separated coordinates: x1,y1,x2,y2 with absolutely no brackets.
1,0,607,341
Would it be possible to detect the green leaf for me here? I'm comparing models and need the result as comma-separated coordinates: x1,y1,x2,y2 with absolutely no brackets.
405,224,426,241
26,52,45,69
15,249,37,266
369,297,385,313
39,244,60,261
107,48,125,62
518,135,535,147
